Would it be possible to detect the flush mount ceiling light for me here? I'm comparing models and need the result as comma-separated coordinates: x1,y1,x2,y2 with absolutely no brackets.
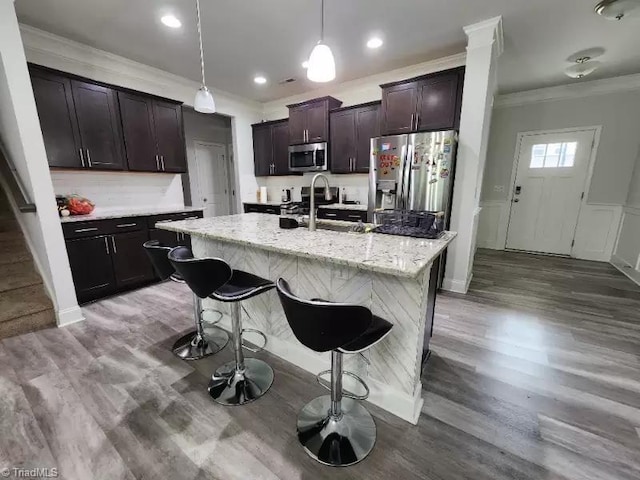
366,37,383,49
193,0,215,113
564,60,602,78
307,0,336,83
254,76,267,85
594,0,640,20
161,14,182,28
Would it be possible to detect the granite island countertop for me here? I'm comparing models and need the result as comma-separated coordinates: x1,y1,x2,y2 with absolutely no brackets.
60,206,204,223
158,213,456,278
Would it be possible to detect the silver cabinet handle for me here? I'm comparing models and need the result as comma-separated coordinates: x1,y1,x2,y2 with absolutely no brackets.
183,216,199,220
410,114,415,131
161,155,166,171
111,235,117,253
75,227,98,233
415,113,420,130
348,214,362,219
116,223,137,228
79,149,86,168
155,155,160,170
86,149,92,167
325,212,338,217
104,236,109,254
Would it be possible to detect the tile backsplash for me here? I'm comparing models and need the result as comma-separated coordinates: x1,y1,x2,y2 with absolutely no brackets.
256,173,369,204
51,170,185,211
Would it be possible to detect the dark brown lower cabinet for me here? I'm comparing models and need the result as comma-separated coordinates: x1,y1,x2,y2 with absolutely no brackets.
66,236,116,303
111,231,154,288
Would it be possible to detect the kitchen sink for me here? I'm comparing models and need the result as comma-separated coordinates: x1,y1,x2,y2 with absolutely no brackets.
305,221,370,234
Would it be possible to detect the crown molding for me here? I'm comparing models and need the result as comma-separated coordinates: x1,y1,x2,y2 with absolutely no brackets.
19,24,262,114
495,73,640,108
464,16,503,57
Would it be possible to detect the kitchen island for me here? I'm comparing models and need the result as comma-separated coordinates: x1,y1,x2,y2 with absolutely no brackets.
158,213,456,424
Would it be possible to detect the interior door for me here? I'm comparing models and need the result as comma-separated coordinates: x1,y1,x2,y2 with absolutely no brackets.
506,129,595,255
70,80,124,170
153,101,186,173
118,92,159,172
194,142,231,217
29,68,83,169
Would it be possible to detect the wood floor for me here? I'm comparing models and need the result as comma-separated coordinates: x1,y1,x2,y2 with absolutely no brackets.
1,249,639,479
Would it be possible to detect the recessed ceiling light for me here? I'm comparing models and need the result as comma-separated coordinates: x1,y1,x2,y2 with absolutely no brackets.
302,61,309,69
564,60,602,79
367,37,383,49
254,76,267,85
161,14,182,28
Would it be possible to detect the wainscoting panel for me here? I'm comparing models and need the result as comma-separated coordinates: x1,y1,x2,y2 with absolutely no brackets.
476,201,509,250
611,207,640,286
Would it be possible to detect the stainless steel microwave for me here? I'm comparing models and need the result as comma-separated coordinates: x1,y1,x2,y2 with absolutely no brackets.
288,142,327,172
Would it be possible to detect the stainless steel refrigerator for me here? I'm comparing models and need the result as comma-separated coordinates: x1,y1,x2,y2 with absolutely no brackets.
368,130,457,227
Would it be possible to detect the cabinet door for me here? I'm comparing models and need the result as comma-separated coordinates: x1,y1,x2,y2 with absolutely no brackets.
306,102,327,142
118,92,159,172
354,105,380,173
153,101,186,173
252,124,273,176
381,82,419,135
111,231,154,288
272,122,290,175
71,80,125,170
66,236,116,303
29,68,83,169
416,72,459,131
288,106,307,145
329,110,356,174
148,228,181,248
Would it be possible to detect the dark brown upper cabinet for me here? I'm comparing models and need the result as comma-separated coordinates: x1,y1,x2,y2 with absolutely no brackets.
330,102,380,174
29,67,83,169
118,92,186,173
70,80,125,170
381,67,464,135
287,96,342,145
252,119,294,176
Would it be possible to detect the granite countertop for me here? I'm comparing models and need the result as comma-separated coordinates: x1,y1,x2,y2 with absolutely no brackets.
158,213,456,278
60,206,204,223
319,203,368,211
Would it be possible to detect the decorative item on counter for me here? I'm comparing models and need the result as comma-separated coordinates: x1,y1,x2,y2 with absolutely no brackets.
56,194,95,216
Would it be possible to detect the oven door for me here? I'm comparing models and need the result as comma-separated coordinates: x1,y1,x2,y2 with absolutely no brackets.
289,143,327,172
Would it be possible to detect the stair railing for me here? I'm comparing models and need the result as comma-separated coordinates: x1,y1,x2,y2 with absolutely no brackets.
0,139,36,213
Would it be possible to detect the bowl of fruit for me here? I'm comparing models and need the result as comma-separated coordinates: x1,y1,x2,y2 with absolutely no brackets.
57,194,95,217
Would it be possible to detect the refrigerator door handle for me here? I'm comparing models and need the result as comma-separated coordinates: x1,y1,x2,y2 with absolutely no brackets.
396,143,408,209
402,142,413,210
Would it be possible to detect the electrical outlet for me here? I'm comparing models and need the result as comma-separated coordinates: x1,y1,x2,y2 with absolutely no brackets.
493,185,505,193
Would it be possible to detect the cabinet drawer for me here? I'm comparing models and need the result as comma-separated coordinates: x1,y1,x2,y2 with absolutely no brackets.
104,217,146,233
317,208,367,222
62,220,112,239
148,211,204,228
243,203,280,215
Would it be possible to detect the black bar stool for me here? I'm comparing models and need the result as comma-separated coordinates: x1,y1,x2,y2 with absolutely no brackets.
276,278,393,467
143,240,228,360
169,246,275,405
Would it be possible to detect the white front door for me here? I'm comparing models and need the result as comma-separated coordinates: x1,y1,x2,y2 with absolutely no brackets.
194,142,231,217
506,129,595,255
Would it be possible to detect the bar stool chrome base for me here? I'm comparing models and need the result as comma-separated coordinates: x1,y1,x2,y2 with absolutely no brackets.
297,395,376,467
208,357,274,405
172,326,229,361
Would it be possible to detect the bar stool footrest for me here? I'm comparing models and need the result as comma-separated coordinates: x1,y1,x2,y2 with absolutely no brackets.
201,308,223,325
241,328,267,353
315,370,370,400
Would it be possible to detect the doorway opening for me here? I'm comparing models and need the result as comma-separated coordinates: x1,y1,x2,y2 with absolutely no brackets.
192,141,234,217
505,127,599,256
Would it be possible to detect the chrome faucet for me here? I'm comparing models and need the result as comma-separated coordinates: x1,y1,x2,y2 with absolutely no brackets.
308,173,332,231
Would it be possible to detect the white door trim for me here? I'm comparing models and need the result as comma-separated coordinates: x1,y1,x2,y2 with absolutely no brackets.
192,140,233,215
503,126,602,256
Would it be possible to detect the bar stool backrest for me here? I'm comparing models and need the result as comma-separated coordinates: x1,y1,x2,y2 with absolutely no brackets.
143,240,175,281
276,278,372,352
168,246,232,299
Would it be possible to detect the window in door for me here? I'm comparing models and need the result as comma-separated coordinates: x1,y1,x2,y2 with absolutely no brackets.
530,142,577,168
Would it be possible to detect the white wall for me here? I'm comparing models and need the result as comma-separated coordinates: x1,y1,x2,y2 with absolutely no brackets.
50,171,185,213
19,24,263,212
0,0,82,326
477,77,640,262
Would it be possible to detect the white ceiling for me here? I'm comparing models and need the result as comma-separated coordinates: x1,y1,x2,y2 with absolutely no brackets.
14,0,640,102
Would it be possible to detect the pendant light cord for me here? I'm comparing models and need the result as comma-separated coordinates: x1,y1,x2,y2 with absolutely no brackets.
320,0,325,42
196,0,206,86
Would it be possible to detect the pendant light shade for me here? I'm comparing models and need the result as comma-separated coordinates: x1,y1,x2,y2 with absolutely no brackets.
307,42,336,82
307,0,336,83
194,0,215,113
195,86,216,113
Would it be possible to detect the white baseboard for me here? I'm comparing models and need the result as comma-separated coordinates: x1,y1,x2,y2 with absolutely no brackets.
56,306,85,327
214,314,422,425
441,274,472,294
611,255,640,287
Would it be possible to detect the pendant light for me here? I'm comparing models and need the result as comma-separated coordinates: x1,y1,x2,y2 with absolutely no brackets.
194,0,215,113
307,0,336,83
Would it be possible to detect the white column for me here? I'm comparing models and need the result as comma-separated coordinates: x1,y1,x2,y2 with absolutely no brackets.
443,16,503,293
